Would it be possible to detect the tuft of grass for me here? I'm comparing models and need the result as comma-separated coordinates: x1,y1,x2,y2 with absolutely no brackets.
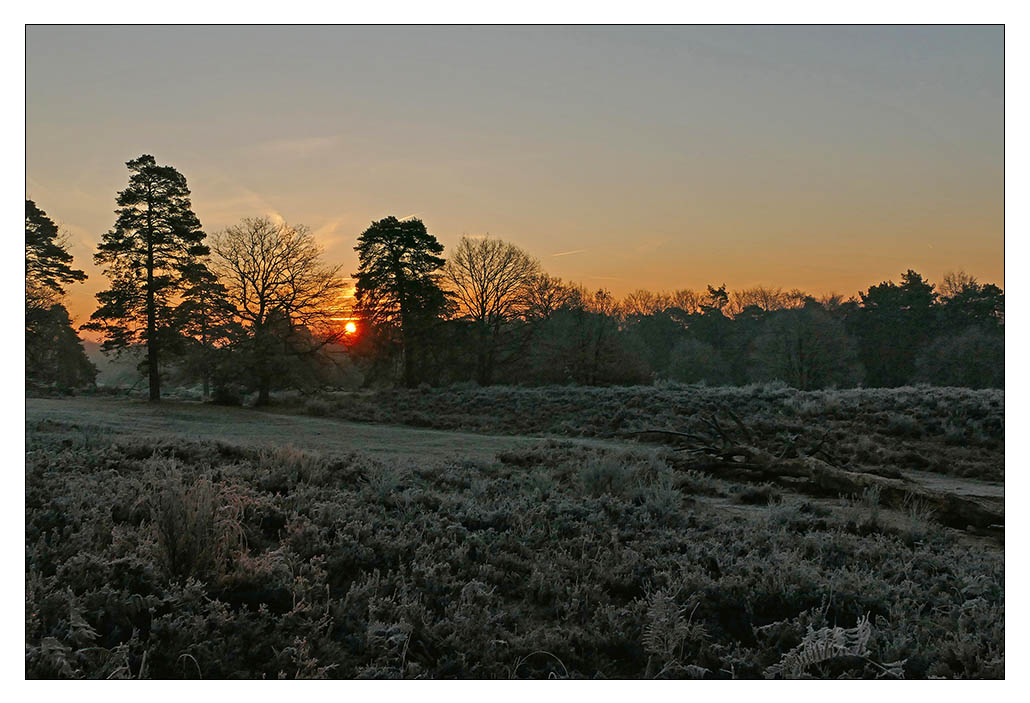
735,483,782,506
145,458,247,583
255,445,331,490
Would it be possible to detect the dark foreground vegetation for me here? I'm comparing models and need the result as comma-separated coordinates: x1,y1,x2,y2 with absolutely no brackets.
26,387,1003,679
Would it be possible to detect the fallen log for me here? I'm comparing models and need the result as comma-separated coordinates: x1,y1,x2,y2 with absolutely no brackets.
667,448,1003,537
634,418,1004,539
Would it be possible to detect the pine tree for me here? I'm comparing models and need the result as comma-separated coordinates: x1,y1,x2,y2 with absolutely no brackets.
83,155,208,401
353,216,447,387
174,261,239,398
25,200,95,389
26,199,86,308
854,269,938,387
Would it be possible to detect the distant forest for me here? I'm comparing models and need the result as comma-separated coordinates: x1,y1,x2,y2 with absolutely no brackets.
26,155,1004,401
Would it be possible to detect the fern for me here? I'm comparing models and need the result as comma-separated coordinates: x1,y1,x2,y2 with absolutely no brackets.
765,614,872,679
642,588,689,660
643,588,709,678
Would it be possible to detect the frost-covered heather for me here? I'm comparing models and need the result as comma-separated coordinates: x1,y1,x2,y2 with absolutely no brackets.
296,383,1004,481
26,421,1003,679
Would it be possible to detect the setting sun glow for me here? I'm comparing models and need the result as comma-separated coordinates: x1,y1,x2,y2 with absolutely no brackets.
344,321,357,335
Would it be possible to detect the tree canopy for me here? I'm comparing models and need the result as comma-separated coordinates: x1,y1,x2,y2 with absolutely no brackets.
25,199,95,389
353,216,447,387
26,199,86,307
443,236,540,384
211,217,346,405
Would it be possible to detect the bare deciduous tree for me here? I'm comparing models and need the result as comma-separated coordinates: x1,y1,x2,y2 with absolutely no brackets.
669,289,702,315
939,270,979,299
621,289,673,317
525,273,580,320
212,216,346,405
443,236,540,384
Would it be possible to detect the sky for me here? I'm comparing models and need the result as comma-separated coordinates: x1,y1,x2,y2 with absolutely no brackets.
26,25,1003,327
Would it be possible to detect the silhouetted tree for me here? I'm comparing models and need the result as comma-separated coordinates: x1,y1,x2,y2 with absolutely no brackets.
703,284,730,313
526,289,648,385
667,338,731,385
621,289,673,317
853,270,938,387
211,217,346,405
443,236,540,385
622,307,691,377
749,305,863,389
524,273,580,321
83,155,208,401
353,216,447,387
26,199,86,308
173,262,238,398
726,286,812,316
25,200,95,388
669,289,703,315
936,271,1004,333
26,305,97,389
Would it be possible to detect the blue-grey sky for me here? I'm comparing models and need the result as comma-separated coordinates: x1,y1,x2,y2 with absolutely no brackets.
26,25,1003,324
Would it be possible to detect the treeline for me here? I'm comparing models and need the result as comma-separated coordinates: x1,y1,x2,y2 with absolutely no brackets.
25,155,1004,399
358,259,1003,391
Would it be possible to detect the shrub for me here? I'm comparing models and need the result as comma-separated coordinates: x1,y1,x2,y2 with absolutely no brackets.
885,412,923,438
579,454,635,498
145,460,246,583
735,483,781,506
638,472,683,524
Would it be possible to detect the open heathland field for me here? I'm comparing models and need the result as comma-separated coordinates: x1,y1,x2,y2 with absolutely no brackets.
25,386,1004,679
295,384,1004,480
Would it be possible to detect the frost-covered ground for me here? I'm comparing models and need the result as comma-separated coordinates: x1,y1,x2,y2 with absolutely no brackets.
25,387,1004,678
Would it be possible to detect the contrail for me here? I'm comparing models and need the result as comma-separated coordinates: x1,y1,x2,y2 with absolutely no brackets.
551,249,587,257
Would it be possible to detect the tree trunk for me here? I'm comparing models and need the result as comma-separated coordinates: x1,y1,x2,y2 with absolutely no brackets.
145,194,160,402
401,324,417,387
475,322,494,386
255,331,271,406
403,347,416,387
257,380,270,406
201,298,210,399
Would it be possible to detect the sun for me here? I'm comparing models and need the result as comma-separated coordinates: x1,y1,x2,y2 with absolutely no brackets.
344,321,357,335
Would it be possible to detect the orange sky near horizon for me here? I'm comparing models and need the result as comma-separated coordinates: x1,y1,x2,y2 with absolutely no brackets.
26,26,1003,334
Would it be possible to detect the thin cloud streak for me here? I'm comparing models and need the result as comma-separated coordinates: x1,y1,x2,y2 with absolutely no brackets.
551,249,587,257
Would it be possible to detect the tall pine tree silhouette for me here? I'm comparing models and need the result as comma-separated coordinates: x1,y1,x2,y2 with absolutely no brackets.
85,155,208,401
353,216,447,387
